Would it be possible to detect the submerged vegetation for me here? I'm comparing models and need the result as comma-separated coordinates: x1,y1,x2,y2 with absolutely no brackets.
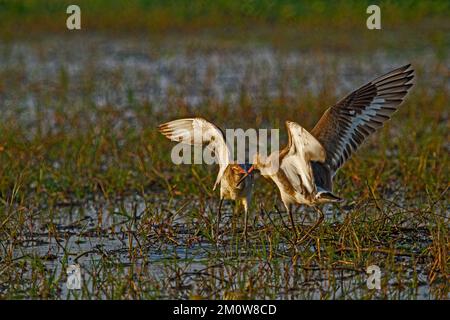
0,1,448,299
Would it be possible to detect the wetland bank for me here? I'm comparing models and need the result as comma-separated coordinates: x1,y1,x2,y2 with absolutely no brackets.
0,1,448,300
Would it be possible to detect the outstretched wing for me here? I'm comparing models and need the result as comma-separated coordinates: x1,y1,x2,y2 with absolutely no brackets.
158,118,231,189
311,64,414,174
279,121,326,194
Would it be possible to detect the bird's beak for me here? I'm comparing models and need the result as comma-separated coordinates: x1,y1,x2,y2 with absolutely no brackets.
236,165,254,187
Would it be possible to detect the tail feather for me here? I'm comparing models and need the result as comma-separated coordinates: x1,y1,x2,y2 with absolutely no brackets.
315,189,343,203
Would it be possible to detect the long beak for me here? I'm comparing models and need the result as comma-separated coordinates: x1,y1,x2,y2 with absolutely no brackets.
236,166,254,187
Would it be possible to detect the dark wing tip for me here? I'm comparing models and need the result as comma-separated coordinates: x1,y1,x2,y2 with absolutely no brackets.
399,63,413,73
403,64,415,85
404,63,415,78
390,63,412,74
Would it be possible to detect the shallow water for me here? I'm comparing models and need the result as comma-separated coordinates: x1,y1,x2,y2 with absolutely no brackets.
1,36,448,127
6,191,446,299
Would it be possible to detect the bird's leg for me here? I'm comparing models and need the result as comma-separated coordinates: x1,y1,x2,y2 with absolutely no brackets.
286,204,299,241
298,206,325,243
242,198,249,241
311,206,325,233
216,198,223,242
272,205,297,248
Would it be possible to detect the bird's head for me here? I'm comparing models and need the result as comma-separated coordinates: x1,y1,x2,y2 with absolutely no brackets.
232,163,254,187
236,153,276,187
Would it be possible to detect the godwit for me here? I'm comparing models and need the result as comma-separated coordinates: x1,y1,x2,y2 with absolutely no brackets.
238,64,415,240
158,118,254,239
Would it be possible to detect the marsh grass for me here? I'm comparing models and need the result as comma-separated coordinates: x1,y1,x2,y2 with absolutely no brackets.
0,22,448,299
1,0,449,37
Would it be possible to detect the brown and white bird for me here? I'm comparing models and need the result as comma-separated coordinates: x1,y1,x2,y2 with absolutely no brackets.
158,118,254,239
238,64,415,239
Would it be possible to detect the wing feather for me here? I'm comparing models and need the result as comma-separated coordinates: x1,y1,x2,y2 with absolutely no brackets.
311,64,414,174
158,118,230,189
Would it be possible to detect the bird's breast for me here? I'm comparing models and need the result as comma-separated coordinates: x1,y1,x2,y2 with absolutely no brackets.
220,176,252,200
271,170,315,205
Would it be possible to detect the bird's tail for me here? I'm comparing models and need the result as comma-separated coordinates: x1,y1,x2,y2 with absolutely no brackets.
315,188,343,203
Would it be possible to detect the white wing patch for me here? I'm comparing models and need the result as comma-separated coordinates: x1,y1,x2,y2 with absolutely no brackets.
287,121,326,162
158,118,231,189
281,122,326,194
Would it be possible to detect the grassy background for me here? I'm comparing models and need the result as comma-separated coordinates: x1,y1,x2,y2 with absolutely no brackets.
1,0,449,34
0,0,448,56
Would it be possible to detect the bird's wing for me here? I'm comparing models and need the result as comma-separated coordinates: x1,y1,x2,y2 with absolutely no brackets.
158,118,231,189
311,64,414,174
279,121,326,194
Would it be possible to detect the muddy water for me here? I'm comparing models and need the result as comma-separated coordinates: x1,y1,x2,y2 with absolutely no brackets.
8,193,440,299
